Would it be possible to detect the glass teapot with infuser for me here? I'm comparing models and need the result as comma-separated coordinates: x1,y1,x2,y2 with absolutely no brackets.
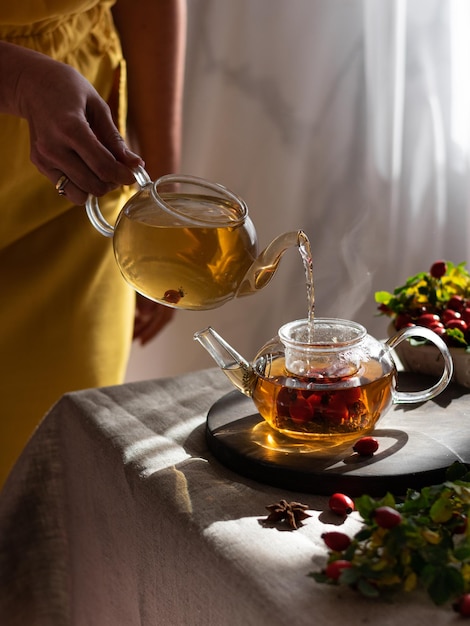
194,318,453,446
85,166,303,310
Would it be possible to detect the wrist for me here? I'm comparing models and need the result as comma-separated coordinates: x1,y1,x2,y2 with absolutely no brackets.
0,41,53,118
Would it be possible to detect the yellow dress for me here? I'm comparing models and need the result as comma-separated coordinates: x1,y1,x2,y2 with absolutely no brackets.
0,0,135,487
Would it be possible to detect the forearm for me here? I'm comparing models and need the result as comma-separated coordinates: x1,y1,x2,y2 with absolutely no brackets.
112,0,187,178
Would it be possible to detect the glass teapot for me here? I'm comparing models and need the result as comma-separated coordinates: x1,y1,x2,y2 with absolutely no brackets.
85,167,302,310
194,318,453,445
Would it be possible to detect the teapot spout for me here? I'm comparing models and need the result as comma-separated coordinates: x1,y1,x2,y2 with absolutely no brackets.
193,327,256,397
236,230,307,297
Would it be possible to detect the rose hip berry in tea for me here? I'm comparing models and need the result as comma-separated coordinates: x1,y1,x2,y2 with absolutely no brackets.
163,288,185,304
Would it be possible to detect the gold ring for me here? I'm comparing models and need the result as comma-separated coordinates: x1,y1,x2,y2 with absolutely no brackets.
55,174,70,196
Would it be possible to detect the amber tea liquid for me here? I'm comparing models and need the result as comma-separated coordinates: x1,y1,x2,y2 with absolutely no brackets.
113,193,257,310
251,355,394,443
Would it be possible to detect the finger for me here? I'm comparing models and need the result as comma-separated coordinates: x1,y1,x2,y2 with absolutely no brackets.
31,112,138,190
52,148,120,197
87,97,144,169
51,171,88,205
80,95,144,178
70,128,138,186
31,131,128,200
41,134,125,202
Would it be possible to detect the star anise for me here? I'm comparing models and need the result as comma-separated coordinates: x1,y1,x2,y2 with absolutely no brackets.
264,499,311,530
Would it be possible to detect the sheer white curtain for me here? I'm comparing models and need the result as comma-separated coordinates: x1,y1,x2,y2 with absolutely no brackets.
366,0,470,281
126,0,470,381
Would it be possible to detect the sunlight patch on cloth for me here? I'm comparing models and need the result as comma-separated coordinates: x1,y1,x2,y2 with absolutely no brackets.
123,434,190,476
163,415,205,444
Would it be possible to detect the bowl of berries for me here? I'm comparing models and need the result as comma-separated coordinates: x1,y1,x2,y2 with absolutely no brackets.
375,260,470,388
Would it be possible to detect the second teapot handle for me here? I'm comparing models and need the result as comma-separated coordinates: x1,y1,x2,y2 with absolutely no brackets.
385,326,454,404
85,165,152,238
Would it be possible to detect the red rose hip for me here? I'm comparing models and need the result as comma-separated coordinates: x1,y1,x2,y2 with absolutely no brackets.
461,307,470,325
394,313,414,330
289,395,313,423
321,531,352,552
416,313,440,328
445,318,467,332
453,593,470,617
442,309,461,324
163,288,184,304
373,506,402,528
328,493,355,516
353,436,379,456
430,260,447,278
324,559,353,581
447,295,465,312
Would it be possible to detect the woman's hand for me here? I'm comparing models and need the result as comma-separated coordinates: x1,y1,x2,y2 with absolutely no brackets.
133,293,175,345
0,41,142,205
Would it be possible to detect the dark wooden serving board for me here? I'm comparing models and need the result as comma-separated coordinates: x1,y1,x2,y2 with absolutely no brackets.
205,373,470,496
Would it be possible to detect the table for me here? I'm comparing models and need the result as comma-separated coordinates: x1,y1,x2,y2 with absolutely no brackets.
0,368,466,625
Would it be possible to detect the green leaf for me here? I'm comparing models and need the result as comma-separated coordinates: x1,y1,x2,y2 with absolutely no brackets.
430,495,454,523
420,542,452,567
400,492,429,514
357,577,381,598
446,327,467,346
339,567,361,585
404,271,427,286
382,524,410,553
343,543,359,561
453,543,470,561
309,571,331,584
446,462,470,482
354,494,378,520
374,291,393,304
426,566,464,606
420,563,438,587
354,528,373,542
381,493,397,508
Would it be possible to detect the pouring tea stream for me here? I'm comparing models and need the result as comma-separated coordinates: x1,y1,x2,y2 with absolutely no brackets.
85,166,305,310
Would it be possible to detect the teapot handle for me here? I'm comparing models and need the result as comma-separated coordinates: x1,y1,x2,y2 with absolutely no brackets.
385,326,454,404
85,165,152,238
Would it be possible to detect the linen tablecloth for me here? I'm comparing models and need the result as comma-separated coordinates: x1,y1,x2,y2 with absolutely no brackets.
0,368,461,625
